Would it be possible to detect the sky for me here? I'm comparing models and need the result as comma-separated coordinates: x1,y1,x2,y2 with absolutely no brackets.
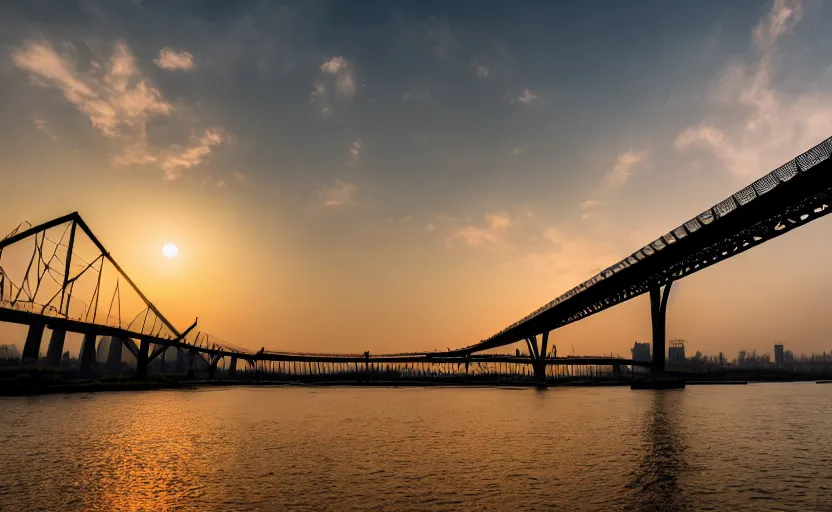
2,0,832,358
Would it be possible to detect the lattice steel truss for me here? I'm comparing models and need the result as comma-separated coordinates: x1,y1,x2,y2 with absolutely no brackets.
456,136,832,355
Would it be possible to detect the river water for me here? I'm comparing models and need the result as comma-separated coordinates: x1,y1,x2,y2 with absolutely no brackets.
1,383,831,511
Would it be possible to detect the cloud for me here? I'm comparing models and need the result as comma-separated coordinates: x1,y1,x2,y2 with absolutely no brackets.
318,179,357,207
424,223,436,232
153,48,195,71
476,65,490,78
605,150,647,188
446,211,516,249
674,0,831,179
753,0,803,51
310,79,329,115
155,129,224,180
312,56,356,116
484,212,512,232
448,225,501,248
526,228,619,278
12,38,221,179
510,147,524,156
32,115,57,140
516,88,538,104
579,200,602,220
348,138,362,166
320,56,356,98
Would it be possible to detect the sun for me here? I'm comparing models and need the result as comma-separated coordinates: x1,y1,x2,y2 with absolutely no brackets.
162,242,179,258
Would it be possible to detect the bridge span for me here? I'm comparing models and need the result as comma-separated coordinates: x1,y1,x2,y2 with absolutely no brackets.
449,136,832,379
1,136,831,385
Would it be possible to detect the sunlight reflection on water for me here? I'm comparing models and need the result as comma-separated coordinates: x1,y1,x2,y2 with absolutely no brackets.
1,383,832,511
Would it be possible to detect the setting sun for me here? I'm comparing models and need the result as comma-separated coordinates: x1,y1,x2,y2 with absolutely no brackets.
162,242,178,258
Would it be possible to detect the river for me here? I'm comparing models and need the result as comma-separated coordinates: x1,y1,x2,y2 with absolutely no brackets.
1,383,831,511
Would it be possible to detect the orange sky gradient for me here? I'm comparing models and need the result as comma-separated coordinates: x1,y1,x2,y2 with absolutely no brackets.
2,0,832,359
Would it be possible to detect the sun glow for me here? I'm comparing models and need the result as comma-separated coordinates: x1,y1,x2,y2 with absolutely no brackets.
162,242,179,258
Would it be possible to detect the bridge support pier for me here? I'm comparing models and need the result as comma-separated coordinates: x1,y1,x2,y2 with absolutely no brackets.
176,349,188,374
135,340,150,379
186,349,198,379
228,356,238,378
649,280,673,375
79,332,97,376
45,328,67,368
208,356,221,379
106,337,124,374
526,331,550,386
21,322,45,364
159,347,167,374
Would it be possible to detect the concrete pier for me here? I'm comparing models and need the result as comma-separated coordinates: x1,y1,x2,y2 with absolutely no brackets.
79,332,97,376
21,322,45,364
45,328,66,368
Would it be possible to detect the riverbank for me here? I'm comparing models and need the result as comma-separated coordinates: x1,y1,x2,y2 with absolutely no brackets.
6,375,832,396
3,366,832,396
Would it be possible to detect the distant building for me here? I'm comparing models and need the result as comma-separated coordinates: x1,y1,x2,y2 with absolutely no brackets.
668,340,686,365
774,344,784,369
632,342,651,362
0,344,19,361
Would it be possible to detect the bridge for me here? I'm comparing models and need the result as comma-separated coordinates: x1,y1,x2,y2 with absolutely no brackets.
1,135,830,385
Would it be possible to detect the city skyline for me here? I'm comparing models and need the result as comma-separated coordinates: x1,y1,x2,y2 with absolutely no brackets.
3,0,832,357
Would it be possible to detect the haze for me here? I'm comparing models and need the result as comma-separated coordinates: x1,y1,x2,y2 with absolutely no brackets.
1,0,831,358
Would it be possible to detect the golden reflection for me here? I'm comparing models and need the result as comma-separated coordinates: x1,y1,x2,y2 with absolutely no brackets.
71,391,235,512
628,391,690,512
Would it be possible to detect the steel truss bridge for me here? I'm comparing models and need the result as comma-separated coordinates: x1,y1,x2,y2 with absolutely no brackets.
1,136,831,383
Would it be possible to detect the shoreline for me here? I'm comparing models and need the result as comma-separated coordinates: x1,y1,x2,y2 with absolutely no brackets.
2,375,830,396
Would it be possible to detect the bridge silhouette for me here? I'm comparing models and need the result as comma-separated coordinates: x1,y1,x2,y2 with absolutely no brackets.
1,136,831,385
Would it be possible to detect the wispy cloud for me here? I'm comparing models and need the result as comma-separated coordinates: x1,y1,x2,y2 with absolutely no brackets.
526,227,619,278
516,88,538,104
447,225,502,248
753,0,803,51
320,56,356,98
674,0,830,179
12,38,222,179
484,212,512,232
476,65,490,78
446,211,515,249
348,138,362,166
310,79,329,116
156,129,224,180
312,56,356,116
153,48,195,71
32,114,57,140
605,150,647,188
439,207,622,281
579,200,603,219
318,179,358,207
510,147,525,156
424,222,436,232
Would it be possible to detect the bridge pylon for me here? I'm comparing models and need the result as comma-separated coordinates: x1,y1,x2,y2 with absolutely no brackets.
649,280,673,374
525,331,550,385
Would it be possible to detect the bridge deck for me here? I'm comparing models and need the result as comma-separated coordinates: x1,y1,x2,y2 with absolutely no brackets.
454,137,832,355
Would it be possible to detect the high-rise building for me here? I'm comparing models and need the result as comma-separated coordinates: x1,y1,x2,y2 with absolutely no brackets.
774,343,784,369
668,340,686,365
632,342,651,362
